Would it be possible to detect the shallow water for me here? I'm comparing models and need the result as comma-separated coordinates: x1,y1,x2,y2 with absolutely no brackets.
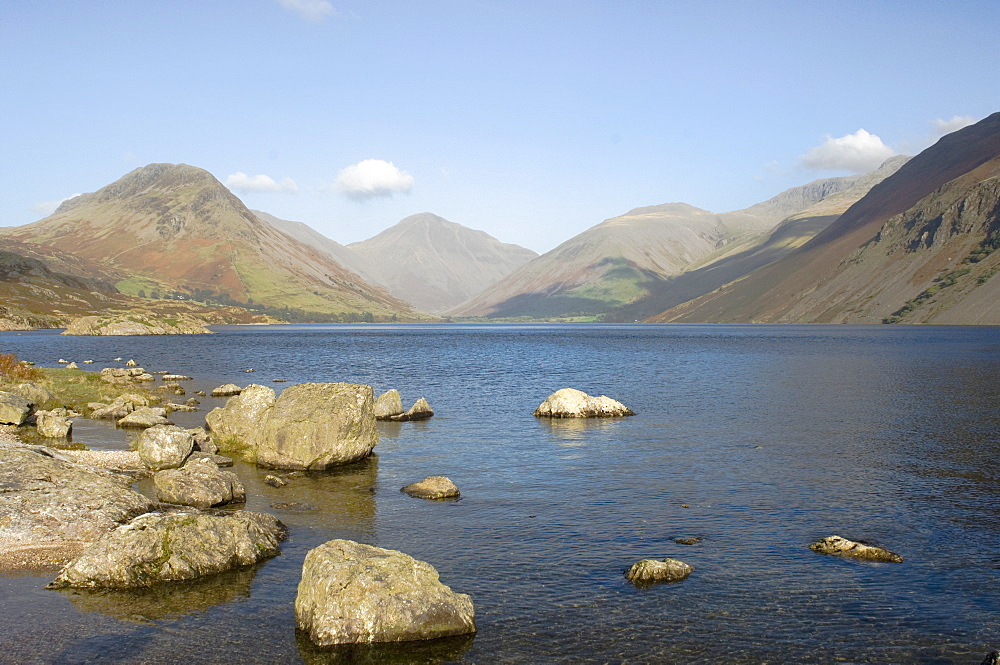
1,324,998,664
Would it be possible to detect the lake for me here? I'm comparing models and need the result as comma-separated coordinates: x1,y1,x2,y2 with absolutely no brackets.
1,323,998,664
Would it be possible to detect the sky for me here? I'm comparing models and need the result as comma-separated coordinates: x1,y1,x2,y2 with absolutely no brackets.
1,1,998,254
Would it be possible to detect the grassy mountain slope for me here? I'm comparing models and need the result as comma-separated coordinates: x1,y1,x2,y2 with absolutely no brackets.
652,112,1000,324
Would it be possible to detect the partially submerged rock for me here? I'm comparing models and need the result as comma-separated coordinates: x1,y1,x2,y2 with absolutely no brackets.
533,388,634,418
390,397,434,422
211,383,243,397
374,389,404,420
117,406,172,429
809,535,903,563
48,510,287,589
0,391,34,426
295,539,476,645
153,458,245,509
135,425,194,470
401,476,460,500
35,411,73,438
625,558,693,586
205,384,276,446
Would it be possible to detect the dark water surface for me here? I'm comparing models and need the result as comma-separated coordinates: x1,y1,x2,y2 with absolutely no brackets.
1,324,998,664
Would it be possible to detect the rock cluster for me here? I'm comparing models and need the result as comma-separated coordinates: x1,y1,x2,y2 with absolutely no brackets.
391,397,435,422
809,535,904,563
295,539,476,645
533,388,634,418
374,390,435,421
61,313,213,336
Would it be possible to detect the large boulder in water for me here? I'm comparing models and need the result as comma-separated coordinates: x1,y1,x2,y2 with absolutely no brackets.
533,388,634,418
47,510,286,589
153,458,245,509
0,391,34,426
809,535,903,563
135,425,193,471
205,384,276,447
295,539,476,645
255,383,377,470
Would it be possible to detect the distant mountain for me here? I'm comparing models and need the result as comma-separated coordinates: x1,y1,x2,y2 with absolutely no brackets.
603,156,909,321
0,164,420,321
448,174,874,319
652,112,1000,324
343,213,538,313
252,210,377,282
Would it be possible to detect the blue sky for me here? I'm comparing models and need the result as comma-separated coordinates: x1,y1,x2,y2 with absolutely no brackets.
2,1,997,253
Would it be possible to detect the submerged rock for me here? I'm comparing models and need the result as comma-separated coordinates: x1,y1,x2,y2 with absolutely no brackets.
401,476,460,500
295,539,476,645
533,388,634,418
264,474,287,488
153,458,245,509
47,510,287,589
809,535,903,563
624,558,693,586
390,397,434,422
374,389,404,420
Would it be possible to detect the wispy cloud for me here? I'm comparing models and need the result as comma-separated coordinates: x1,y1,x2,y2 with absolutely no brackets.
33,193,82,217
276,0,338,22
800,129,896,173
226,172,299,193
932,115,977,136
331,159,415,202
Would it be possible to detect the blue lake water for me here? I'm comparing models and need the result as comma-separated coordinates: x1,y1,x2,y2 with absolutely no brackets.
1,323,998,664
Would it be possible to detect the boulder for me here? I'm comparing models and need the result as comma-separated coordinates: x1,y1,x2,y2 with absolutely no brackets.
47,510,287,589
255,383,378,470
135,425,193,470
117,406,172,429
8,382,53,405
809,535,903,563
264,474,287,488
211,383,243,397
0,443,155,570
295,539,476,645
401,476,460,500
35,411,73,438
65,362,79,370
981,651,1000,665
153,457,245,509
126,359,137,366
205,384,276,447
187,426,218,454
0,391,34,425
390,397,434,422
533,388,634,418
624,558,693,586
374,389,404,420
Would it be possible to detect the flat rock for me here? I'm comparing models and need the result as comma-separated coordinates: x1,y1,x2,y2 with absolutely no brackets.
47,510,287,589
809,535,903,563
117,407,171,429
161,374,193,381
401,476,460,500
625,558,693,586
295,539,476,645
153,458,245,509
211,383,243,397
533,388,634,418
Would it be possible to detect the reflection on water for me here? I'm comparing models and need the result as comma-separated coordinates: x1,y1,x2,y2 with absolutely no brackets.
56,567,257,623
536,415,624,445
297,632,475,665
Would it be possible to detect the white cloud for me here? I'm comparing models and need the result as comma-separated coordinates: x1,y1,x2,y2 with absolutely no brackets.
276,0,337,22
800,129,897,174
32,193,82,217
932,115,977,136
332,159,415,201
225,172,299,193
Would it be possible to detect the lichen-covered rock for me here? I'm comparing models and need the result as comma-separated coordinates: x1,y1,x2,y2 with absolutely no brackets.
117,407,171,429
211,383,243,397
295,539,476,645
61,313,213,336
624,558,693,586
255,383,378,470
205,384,276,447
390,397,434,422
35,411,73,438
0,443,155,570
47,510,287,589
0,391,34,426
809,535,903,563
7,382,53,405
401,476,460,500
135,425,194,470
153,458,245,509
374,389,404,420
533,388,634,418
187,426,218,455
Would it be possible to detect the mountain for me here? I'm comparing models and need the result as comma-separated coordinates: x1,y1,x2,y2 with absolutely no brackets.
343,213,539,313
603,156,909,321
652,112,1000,324
0,164,420,321
252,210,377,281
448,173,875,319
